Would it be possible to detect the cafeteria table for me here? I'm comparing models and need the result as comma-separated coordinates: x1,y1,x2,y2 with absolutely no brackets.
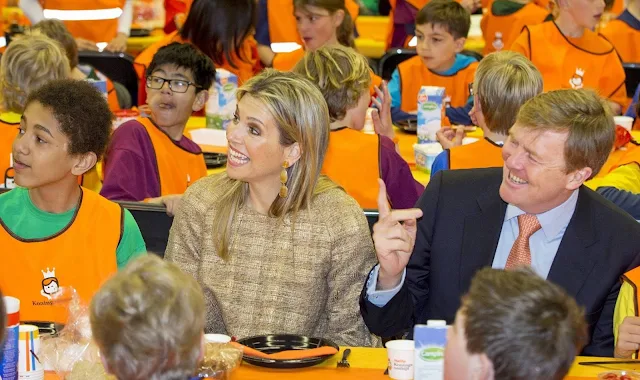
42,346,639,379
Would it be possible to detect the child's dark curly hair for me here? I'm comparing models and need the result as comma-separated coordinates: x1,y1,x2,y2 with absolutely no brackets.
25,79,113,159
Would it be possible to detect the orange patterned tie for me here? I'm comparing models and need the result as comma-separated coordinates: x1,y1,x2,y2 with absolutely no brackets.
505,214,541,269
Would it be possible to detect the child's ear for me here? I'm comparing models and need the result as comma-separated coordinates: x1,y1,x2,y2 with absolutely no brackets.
333,9,345,29
193,90,209,112
454,37,467,53
70,152,97,176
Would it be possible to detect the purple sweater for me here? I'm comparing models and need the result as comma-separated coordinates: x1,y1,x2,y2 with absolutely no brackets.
100,119,202,201
379,135,424,209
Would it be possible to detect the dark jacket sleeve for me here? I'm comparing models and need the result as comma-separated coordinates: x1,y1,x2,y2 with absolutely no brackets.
359,170,444,337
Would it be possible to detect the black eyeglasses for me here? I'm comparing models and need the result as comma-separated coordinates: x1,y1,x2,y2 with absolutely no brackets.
146,76,201,93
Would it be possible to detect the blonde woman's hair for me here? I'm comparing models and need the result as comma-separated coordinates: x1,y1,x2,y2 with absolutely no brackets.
212,69,338,259
293,45,371,122
0,34,70,113
90,255,205,380
516,88,615,179
474,51,543,135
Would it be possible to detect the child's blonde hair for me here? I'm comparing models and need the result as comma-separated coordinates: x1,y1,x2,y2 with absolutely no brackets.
90,255,205,380
0,34,70,113
474,51,543,135
293,45,371,122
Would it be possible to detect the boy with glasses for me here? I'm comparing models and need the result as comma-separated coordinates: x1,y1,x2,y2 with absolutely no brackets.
101,42,215,213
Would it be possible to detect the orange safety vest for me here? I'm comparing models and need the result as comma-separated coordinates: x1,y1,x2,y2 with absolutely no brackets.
481,3,549,55
510,21,627,107
41,0,125,44
449,138,504,170
597,142,640,177
266,0,359,45
0,187,121,323
0,114,18,190
137,117,207,196
397,55,477,113
600,18,640,63
134,31,258,105
321,128,380,209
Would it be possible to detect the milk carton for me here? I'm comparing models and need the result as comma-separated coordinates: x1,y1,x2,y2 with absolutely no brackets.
206,69,238,130
414,320,447,380
417,86,445,143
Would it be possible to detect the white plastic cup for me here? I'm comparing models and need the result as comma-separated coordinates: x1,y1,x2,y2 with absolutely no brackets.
18,325,44,380
614,116,634,132
204,334,231,344
385,340,414,379
363,108,376,135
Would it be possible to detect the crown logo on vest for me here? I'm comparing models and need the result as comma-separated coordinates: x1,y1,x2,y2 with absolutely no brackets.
492,31,504,51
569,68,585,89
40,267,60,300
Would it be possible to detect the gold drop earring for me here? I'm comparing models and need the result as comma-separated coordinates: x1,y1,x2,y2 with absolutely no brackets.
279,161,289,198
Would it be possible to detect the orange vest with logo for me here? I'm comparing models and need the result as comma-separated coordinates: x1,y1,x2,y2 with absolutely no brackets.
600,18,640,63
398,55,477,113
266,0,359,45
481,3,549,55
0,114,18,190
510,22,627,107
138,117,207,196
449,138,504,170
41,0,125,43
0,187,121,323
133,31,258,104
321,128,380,209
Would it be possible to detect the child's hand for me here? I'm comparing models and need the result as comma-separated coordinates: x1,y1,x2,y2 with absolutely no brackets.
147,195,183,216
105,33,128,53
75,38,99,52
436,127,464,149
460,0,481,13
371,81,394,140
615,316,640,358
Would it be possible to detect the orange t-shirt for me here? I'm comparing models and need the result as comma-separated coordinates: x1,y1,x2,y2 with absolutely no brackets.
134,31,259,105
511,21,627,107
600,12,640,63
41,0,125,43
397,55,477,113
321,128,380,209
481,2,550,55
0,187,121,323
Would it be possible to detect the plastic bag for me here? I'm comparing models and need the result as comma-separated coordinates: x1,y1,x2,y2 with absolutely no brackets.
195,343,243,380
38,287,112,380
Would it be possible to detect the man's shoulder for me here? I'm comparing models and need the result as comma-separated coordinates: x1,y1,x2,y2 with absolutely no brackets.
578,186,640,232
437,167,503,189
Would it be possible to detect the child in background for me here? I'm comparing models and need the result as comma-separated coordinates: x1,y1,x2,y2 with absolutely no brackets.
0,79,146,323
510,0,626,115
294,45,423,209
600,0,640,63
91,254,205,380
268,0,382,97
0,34,69,190
164,0,192,33
431,51,543,175
444,267,587,380
31,19,122,111
101,42,214,212
390,0,477,126
480,0,551,55
134,0,259,105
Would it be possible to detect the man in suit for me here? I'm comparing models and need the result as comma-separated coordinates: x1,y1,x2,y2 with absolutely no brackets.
360,88,640,357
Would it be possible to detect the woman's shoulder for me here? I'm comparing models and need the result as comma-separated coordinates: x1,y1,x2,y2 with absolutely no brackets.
310,186,365,224
183,173,232,207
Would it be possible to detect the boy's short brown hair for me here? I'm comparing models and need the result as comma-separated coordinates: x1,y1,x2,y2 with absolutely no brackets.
292,45,371,122
415,0,470,39
31,19,79,69
0,34,69,113
24,79,113,160
516,88,615,179
90,255,205,380
474,51,543,135
463,267,587,380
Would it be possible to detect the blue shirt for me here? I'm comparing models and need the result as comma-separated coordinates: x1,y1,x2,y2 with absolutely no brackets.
389,54,476,125
626,83,640,119
366,189,579,307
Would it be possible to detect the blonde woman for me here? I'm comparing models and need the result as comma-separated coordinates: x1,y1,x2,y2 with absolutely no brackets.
0,34,70,189
165,69,376,347
293,45,423,210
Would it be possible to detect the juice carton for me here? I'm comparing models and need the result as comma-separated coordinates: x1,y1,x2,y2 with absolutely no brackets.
414,320,447,380
417,86,445,143
206,69,238,130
